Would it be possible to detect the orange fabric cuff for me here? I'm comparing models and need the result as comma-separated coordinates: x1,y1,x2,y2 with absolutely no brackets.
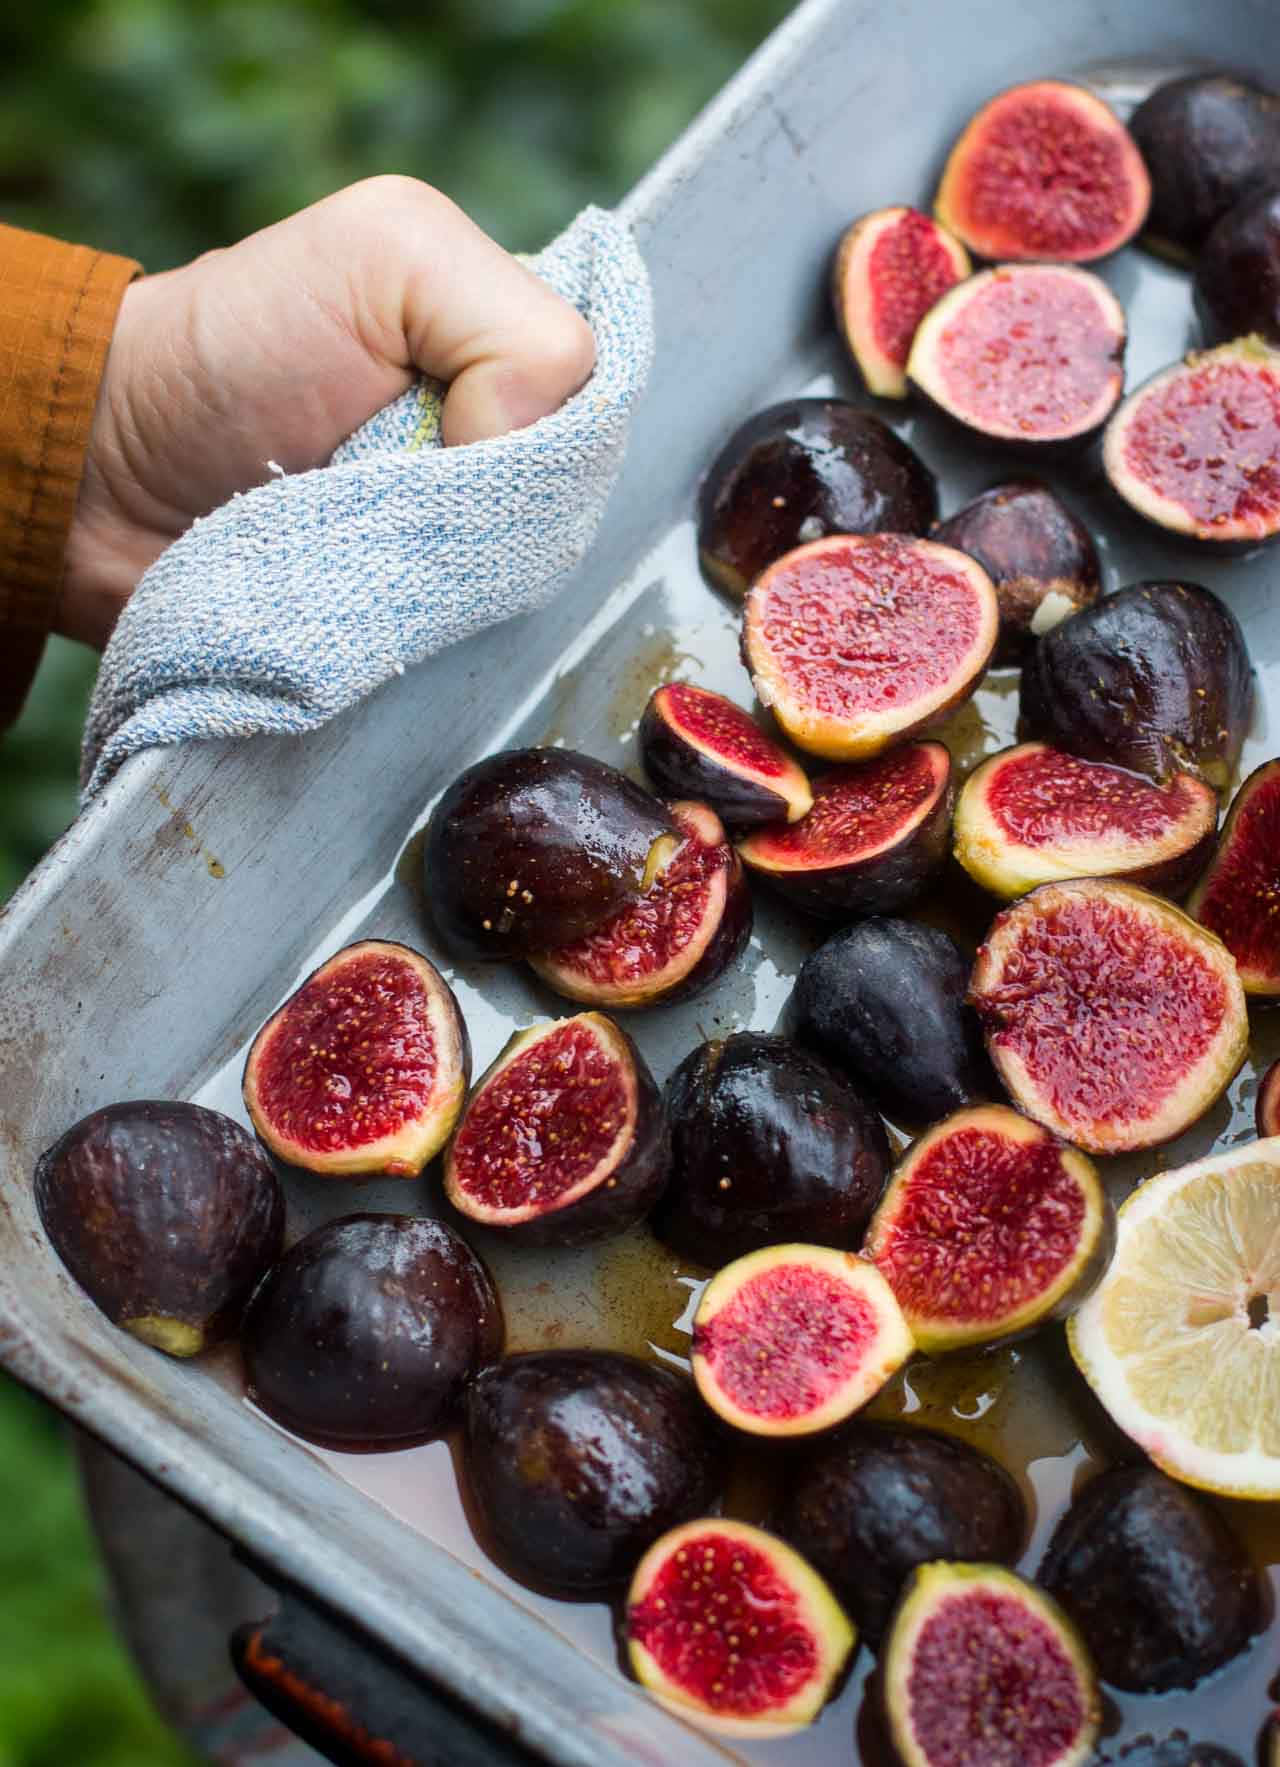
0,224,140,728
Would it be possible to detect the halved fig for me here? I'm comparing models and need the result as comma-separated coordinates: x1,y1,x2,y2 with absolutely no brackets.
832,206,971,399
970,879,1248,1153
242,940,469,1179
743,535,997,761
907,266,1126,449
935,78,1150,261
1189,759,1280,995
1195,185,1280,347
443,1012,669,1245
34,1101,284,1359
737,742,952,918
1258,1057,1280,1138
1130,72,1280,264
882,1562,1101,1767
954,742,1218,899
1104,338,1280,545
932,482,1101,661
865,1105,1112,1353
698,399,938,599
625,1517,855,1736
1020,580,1252,791
528,800,751,1008
638,683,812,828
690,1244,913,1437
423,748,676,960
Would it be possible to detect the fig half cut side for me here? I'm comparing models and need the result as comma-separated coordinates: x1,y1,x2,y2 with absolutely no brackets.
935,78,1150,262
1188,758,1280,995
882,1562,1101,1767
690,1244,913,1438
737,742,952,918
1258,1058,1280,1138
443,1012,669,1246
1104,338,1280,545
626,1517,855,1737
528,800,751,1009
865,1105,1112,1354
970,880,1248,1154
955,742,1218,900
743,535,997,761
242,939,469,1179
638,683,812,828
908,266,1127,448
832,206,971,399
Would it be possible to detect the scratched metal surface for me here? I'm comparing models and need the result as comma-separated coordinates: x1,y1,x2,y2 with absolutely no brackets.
3,1,1280,1762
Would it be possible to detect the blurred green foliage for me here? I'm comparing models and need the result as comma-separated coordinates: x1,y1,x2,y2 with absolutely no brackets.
0,1,789,1761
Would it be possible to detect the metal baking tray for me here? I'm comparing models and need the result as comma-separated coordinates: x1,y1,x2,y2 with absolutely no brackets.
5,0,1280,1760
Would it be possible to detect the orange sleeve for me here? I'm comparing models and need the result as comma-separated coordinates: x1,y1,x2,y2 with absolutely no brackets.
0,224,140,728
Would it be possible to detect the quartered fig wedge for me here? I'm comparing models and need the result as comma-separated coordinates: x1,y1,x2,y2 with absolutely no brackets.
743,535,997,761
737,742,953,917
698,398,938,599
954,742,1218,899
832,206,971,399
34,1101,284,1359
690,1244,913,1437
242,940,469,1179
639,683,812,828
443,1012,669,1245
882,1562,1101,1767
1258,1058,1280,1138
865,1105,1112,1353
908,265,1127,448
528,800,751,1009
970,880,1248,1154
625,1518,855,1737
932,481,1101,661
1104,338,1280,545
935,78,1149,261
1189,759,1280,994
423,748,676,959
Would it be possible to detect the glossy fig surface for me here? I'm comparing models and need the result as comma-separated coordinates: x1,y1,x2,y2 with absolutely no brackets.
35,1100,284,1358
1195,185,1280,345
1130,72,1280,263
1189,758,1280,995
638,683,811,828
651,1032,890,1265
1258,1056,1280,1138
832,206,970,399
463,1351,722,1594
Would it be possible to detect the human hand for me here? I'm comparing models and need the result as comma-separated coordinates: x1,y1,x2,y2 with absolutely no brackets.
60,176,596,648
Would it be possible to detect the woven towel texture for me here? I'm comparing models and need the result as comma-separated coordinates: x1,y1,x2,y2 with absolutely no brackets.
80,205,653,798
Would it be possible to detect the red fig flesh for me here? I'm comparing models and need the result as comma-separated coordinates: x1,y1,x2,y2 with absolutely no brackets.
444,1012,669,1245
528,800,751,1008
743,535,997,761
970,880,1248,1154
935,79,1150,262
1189,759,1280,995
638,683,811,828
1258,1058,1280,1138
833,206,971,399
954,742,1218,899
908,266,1126,447
242,940,469,1178
691,1244,912,1437
737,741,953,918
626,1517,855,1736
1104,339,1280,545
865,1105,1112,1353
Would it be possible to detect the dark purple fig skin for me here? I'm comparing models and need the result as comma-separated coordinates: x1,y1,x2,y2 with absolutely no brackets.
933,482,1101,662
650,1033,891,1266
463,1351,723,1594
242,1213,502,1449
791,918,994,1127
1093,1737,1244,1767
1194,184,1280,345
774,1423,1025,1646
1038,1464,1262,1692
698,399,938,599
638,693,806,830
1130,73,1280,264
424,749,676,960
34,1100,284,1356
1020,582,1253,792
